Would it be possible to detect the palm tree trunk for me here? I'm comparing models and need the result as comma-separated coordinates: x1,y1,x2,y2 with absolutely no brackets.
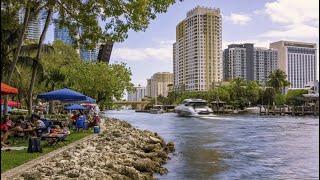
6,1,31,84
27,8,53,114
4,1,31,115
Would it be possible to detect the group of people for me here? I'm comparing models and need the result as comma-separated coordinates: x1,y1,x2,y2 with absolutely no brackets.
0,107,101,148
69,110,101,129
0,114,70,148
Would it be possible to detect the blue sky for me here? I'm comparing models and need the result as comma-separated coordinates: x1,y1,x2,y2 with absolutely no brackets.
45,0,319,86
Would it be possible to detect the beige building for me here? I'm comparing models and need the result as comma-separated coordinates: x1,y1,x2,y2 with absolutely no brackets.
270,41,317,89
173,6,222,91
148,72,173,98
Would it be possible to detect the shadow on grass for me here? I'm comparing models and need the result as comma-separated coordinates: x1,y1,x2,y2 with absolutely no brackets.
1,129,92,173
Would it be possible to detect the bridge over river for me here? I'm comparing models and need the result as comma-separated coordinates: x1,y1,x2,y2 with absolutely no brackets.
113,101,150,110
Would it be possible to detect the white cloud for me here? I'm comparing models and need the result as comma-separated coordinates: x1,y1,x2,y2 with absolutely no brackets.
264,0,319,25
225,13,252,25
258,0,319,42
260,24,319,40
112,40,174,62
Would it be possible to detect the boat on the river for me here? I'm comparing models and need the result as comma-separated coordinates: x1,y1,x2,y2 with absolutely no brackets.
174,99,213,117
150,105,164,114
245,106,260,114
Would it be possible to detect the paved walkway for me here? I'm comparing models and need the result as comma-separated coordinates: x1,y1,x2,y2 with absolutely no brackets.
1,117,108,180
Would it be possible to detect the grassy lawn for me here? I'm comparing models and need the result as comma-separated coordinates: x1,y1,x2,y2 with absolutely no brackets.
1,130,92,173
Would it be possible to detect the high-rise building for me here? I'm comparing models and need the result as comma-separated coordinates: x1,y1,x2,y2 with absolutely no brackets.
173,6,222,91
223,43,278,85
127,86,146,101
146,79,152,97
54,24,74,45
270,41,317,89
253,47,278,85
148,72,173,98
223,44,252,80
97,41,114,64
80,46,100,62
19,9,45,41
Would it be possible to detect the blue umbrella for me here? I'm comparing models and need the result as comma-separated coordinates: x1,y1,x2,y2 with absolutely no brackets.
37,88,87,101
84,96,96,103
64,104,87,110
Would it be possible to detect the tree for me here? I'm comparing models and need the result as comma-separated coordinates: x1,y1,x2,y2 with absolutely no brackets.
267,69,290,93
274,93,285,106
3,0,177,113
285,89,308,106
62,62,133,108
245,81,260,105
261,88,276,106
41,40,82,71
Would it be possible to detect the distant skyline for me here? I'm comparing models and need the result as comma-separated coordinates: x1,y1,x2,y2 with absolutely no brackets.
45,0,319,86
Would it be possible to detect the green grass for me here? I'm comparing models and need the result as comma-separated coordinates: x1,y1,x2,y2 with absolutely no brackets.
1,130,92,173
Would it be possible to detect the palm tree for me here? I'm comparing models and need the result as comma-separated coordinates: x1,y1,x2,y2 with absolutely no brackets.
43,69,66,91
267,69,291,93
28,7,53,114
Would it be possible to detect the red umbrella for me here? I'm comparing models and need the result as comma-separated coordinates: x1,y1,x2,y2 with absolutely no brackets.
1,83,18,95
0,99,21,107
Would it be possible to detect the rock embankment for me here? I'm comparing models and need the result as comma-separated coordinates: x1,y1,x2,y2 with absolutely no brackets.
18,118,175,180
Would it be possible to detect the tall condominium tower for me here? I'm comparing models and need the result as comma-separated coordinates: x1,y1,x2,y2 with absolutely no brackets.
97,41,114,64
54,24,74,45
223,43,278,85
146,79,152,97
253,48,278,85
148,72,173,98
19,10,45,41
80,46,100,62
223,44,253,80
270,41,317,89
173,6,222,91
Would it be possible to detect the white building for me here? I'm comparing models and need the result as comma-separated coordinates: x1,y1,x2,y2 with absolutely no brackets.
270,41,317,89
127,86,146,101
173,6,222,91
19,9,45,41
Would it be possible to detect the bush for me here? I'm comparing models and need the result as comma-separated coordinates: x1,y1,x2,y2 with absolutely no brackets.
285,89,307,106
274,93,285,106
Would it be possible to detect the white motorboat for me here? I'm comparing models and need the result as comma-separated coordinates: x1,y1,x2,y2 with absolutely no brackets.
174,99,213,117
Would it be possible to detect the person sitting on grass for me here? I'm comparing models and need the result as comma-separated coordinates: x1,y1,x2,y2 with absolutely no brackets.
89,113,101,128
31,114,46,129
0,115,13,147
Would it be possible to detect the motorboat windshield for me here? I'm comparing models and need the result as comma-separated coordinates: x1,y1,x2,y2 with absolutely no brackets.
185,102,208,108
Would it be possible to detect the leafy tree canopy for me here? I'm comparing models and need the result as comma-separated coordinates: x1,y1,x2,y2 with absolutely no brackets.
61,62,133,108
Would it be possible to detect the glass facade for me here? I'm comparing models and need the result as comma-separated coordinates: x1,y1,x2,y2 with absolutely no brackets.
54,26,74,45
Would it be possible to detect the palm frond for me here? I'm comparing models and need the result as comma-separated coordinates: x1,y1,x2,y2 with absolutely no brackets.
19,44,54,56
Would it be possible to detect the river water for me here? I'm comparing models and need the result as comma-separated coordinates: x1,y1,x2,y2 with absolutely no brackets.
105,110,319,179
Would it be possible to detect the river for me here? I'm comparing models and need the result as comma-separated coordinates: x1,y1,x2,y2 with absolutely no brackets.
105,110,319,179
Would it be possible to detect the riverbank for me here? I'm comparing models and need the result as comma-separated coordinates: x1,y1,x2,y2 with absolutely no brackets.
12,118,175,179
